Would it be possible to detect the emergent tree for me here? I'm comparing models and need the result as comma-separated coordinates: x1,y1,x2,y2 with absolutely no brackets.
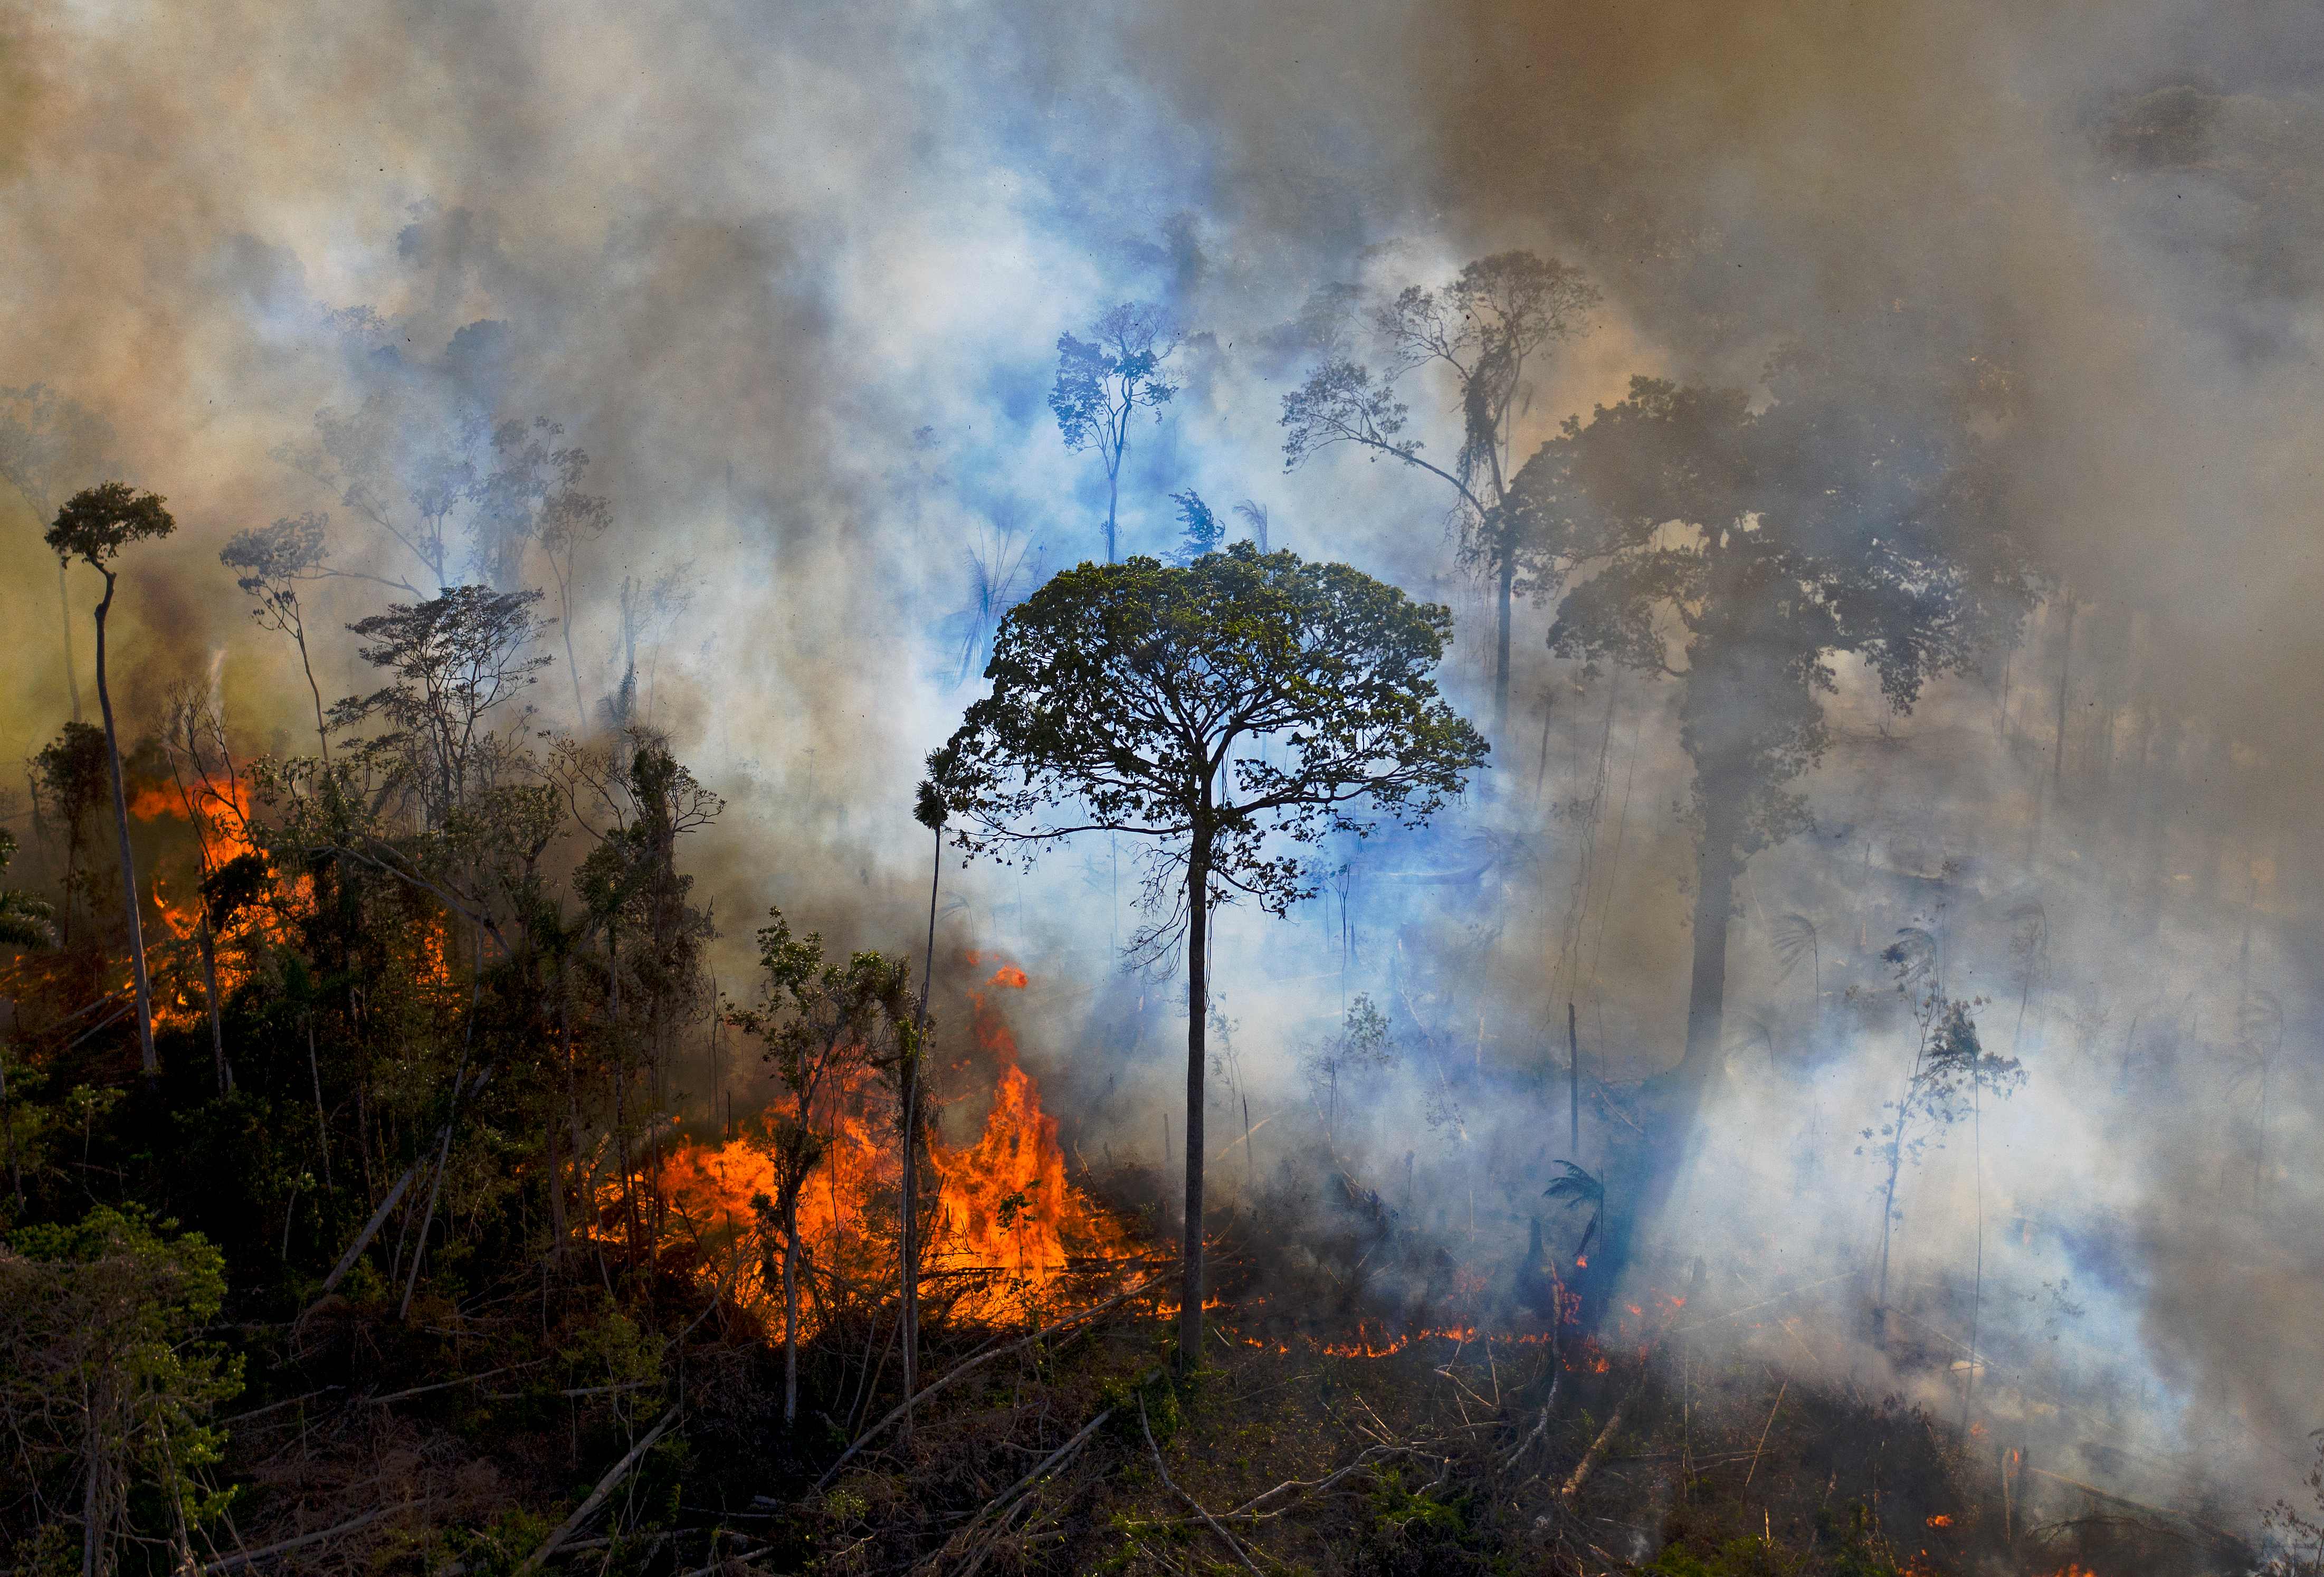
46,483,176,1078
1547,365,2036,1095
931,543,1487,1367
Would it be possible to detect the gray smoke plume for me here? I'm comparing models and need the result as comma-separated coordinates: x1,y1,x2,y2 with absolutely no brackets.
4,0,2322,1533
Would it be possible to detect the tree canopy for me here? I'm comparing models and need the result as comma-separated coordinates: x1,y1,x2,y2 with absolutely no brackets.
935,542,1488,926
1547,360,2039,1081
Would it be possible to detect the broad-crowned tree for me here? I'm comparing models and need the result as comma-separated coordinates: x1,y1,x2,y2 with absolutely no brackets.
1547,365,2036,1094
1281,252,1597,744
45,482,175,1079
931,542,1487,1366
1050,303,1181,564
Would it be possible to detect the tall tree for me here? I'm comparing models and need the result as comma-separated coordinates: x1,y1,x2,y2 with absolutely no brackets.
1281,252,1598,743
1,385,113,727
220,513,334,759
1546,366,2035,1095
931,543,1486,1366
45,483,176,1078
1050,303,1181,563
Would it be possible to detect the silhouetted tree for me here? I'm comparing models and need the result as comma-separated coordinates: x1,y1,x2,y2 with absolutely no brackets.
1548,365,2036,1092
30,723,109,947
331,586,552,829
1050,303,1180,563
221,512,334,759
45,483,176,1078
1861,929,2023,1347
932,543,1487,1366
1281,252,1598,742
1168,488,1223,565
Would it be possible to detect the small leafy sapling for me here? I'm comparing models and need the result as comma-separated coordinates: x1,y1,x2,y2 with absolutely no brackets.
1860,927,2025,1346
729,911,912,1428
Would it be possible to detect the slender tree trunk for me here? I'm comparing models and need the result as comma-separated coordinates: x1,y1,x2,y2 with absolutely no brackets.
92,571,157,1078
1177,826,1211,1371
198,918,229,1094
1680,806,1740,1083
902,820,941,1435
60,560,82,726
292,621,330,762
783,1203,802,1427
1104,441,1123,564
1494,554,1515,748
1566,1002,1580,1155
308,1015,331,1191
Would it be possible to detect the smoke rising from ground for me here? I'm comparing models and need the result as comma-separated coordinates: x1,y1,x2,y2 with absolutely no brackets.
6,0,2324,1530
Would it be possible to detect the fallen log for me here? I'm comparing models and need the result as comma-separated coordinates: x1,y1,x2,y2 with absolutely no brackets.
312,1161,418,1299
201,1507,390,1572
815,1272,1161,1491
516,1408,681,1576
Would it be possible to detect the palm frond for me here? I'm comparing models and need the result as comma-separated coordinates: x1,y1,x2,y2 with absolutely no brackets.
1542,1158,1604,1211
1882,927,1938,989
1769,913,1817,982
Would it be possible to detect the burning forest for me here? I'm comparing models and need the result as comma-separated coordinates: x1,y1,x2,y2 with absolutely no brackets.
8,2,2324,1574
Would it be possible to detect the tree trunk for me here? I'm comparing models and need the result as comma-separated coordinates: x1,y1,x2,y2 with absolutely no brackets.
783,1205,802,1427
1680,806,1739,1084
1177,827,1211,1371
199,918,230,1095
902,820,941,1435
1494,553,1515,749
60,560,82,727
293,621,330,762
92,571,157,1079
308,1016,331,1191
1104,443,1122,564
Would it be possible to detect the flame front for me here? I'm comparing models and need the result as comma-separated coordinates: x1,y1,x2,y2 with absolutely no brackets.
658,961,1136,1336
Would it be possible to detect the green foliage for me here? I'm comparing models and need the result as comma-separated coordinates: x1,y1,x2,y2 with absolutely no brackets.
1645,1536,1804,1577
1168,489,1223,565
1547,362,2037,859
44,480,175,572
0,828,56,948
450,1507,552,1577
935,542,1488,924
0,1205,242,1573
1366,1464,1466,1543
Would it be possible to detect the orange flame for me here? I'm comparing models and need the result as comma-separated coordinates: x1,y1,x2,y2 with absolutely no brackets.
659,960,1135,1337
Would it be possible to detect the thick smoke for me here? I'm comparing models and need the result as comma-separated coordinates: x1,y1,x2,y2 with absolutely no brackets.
5,0,2323,1532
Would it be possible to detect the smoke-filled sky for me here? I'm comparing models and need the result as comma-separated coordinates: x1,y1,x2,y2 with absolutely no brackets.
7,0,2324,1531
